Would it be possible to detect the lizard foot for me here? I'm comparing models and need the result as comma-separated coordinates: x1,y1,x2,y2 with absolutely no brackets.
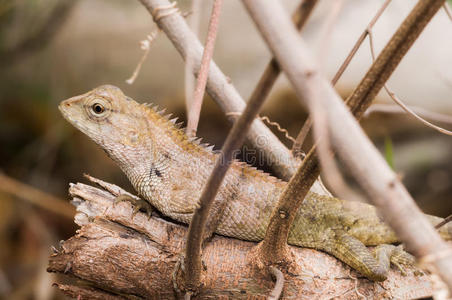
325,232,420,281
114,194,153,219
374,244,417,277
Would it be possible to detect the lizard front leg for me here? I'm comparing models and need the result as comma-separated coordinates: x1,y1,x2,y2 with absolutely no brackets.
114,194,153,218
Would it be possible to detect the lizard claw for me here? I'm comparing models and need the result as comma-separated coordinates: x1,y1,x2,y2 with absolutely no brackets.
114,194,153,219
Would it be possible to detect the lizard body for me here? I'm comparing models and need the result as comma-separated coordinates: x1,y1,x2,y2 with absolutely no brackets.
59,85,452,281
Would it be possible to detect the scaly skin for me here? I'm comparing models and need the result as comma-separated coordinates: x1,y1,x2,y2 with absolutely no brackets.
59,85,452,281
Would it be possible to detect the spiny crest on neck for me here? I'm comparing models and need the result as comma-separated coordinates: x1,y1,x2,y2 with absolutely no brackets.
137,101,216,154
137,101,284,186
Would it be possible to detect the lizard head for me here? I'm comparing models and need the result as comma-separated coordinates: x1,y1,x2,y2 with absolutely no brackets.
59,85,154,177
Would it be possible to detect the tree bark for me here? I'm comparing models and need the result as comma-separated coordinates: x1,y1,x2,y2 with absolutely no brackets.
47,178,436,299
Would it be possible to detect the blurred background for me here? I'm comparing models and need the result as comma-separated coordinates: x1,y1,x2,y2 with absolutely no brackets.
1,0,452,298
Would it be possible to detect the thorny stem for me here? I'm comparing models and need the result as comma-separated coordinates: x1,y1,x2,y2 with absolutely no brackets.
292,0,391,155
243,0,452,290
186,0,223,137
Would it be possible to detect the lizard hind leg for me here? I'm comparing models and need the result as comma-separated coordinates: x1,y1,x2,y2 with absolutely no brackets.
324,231,388,281
114,194,153,219
374,244,416,276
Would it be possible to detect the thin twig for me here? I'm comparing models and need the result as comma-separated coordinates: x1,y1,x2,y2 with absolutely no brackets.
185,0,202,119
292,0,391,155
268,266,284,300
292,118,311,157
186,0,223,137
243,0,452,290
364,103,452,125
348,273,366,299
126,30,160,84
331,0,392,86
137,0,299,181
226,112,300,147
367,29,452,136
260,116,296,144
345,0,446,119
384,87,452,135
0,172,74,219
435,215,452,229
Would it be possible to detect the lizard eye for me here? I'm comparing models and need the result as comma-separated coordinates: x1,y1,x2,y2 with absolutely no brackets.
86,98,111,119
92,103,105,114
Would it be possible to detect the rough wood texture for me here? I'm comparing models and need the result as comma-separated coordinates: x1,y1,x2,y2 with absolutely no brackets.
48,178,436,299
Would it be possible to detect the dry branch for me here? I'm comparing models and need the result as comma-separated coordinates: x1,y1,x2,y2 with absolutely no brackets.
292,0,390,156
137,0,312,184
186,0,223,137
182,0,319,292
331,0,391,86
183,53,272,291
366,30,452,136
48,179,437,299
242,0,452,291
345,0,447,119
244,0,318,131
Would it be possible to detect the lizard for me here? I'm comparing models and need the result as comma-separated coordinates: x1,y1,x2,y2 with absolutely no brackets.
59,85,452,282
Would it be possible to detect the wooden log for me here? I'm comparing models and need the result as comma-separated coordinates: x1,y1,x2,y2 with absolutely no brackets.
47,177,435,299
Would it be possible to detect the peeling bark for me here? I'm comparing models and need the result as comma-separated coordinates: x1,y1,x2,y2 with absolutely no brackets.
47,178,436,299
